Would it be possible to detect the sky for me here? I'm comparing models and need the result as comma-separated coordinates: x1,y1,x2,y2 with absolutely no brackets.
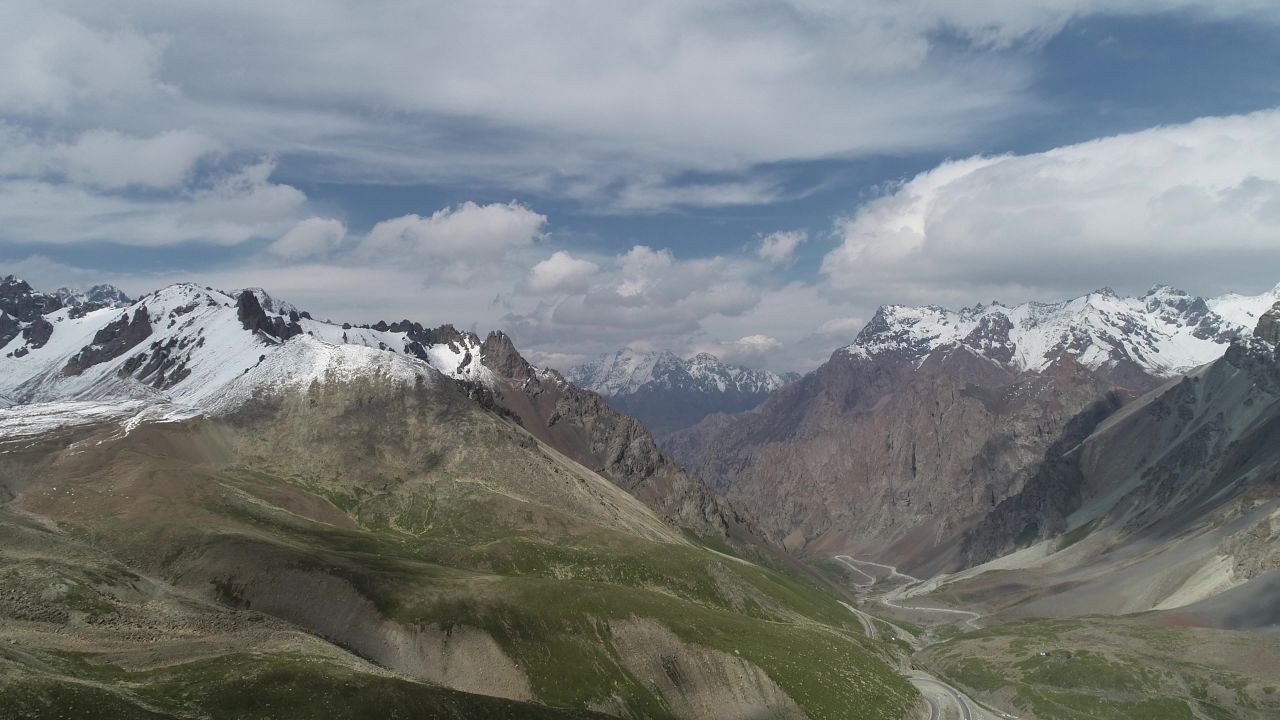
3,1,1280,372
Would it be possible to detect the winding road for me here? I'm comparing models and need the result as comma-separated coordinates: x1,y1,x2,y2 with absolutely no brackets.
835,554,1017,719
837,601,980,719
910,675,975,720
836,554,983,630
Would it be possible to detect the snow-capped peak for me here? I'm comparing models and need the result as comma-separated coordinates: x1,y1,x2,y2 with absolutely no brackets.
0,280,496,417
566,348,792,397
231,287,300,317
54,284,132,309
843,284,1280,376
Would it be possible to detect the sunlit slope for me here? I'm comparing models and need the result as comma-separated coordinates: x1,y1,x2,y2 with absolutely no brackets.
0,363,915,719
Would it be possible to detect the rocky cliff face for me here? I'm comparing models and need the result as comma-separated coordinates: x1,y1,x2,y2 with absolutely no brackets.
1257,302,1280,346
480,332,730,537
668,343,1136,572
667,284,1280,573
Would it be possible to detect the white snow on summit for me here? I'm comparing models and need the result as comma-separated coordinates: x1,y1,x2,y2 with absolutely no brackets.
566,349,791,397
0,282,496,426
844,284,1280,376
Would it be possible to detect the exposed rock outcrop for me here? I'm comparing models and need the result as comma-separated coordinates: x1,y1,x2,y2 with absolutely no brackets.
1256,302,1280,346
667,344,1148,573
479,333,730,538
20,316,53,349
237,290,302,342
64,307,154,376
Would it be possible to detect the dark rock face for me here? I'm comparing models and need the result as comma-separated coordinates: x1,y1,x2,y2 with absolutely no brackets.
0,276,62,348
20,317,54,349
237,291,302,343
64,307,154,376
0,311,19,348
120,333,203,390
666,344,1152,571
959,391,1126,564
0,275,63,322
477,334,729,537
1143,285,1233,341
1256,302,1280,346
401,323,482,368
962,313,1016,365
480,331,538,388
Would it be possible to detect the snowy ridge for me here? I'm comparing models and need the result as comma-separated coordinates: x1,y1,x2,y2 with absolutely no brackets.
203,335,440,415
844,284,1280,376
0,281,497,427
566,348,793,398
53,284,132,308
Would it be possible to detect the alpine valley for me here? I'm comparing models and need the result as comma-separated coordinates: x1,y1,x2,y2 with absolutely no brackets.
2,274,1279,720
566,349,798,437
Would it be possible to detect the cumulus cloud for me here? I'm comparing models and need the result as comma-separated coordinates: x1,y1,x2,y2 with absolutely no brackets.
59,130,218,188
757,230,807,265
501,243,770,359
822,108,1280,303
527,251,598,294
359,201,546,279
0,127,218,189
268,217,348,259
692,334,783,366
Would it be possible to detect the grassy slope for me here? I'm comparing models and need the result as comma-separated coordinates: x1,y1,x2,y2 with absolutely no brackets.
0,649,613,720
0,377,916,720
212,459,915,719
919,616,1280,720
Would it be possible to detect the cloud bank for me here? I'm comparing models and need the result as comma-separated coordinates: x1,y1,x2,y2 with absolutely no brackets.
822,108,1280,305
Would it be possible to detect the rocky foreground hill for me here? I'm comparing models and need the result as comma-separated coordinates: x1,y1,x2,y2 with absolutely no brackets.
0,276,915,720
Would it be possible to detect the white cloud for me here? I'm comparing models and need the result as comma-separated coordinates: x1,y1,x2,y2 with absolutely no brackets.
757,230,807,265
0,127,218,189
359,201,546,279
268,217,348,259
822,108,1280,303
816,316,867,337
503,244,769,356
527,251,598,294
0,2,169,114
0,158,306,246
609,176,790,212
10,1,1273,208
692,334,783,366
59,130,217,188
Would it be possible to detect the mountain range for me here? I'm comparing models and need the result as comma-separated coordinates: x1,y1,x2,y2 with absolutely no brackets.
2,274,1279,719
668,283,1280,565
565,349,798,436
0,275,916,720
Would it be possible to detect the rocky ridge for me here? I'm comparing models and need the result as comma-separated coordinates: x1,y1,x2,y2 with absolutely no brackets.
667,283,1280,573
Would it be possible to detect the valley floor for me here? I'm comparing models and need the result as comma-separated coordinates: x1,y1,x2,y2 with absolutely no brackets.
824,554,1280,720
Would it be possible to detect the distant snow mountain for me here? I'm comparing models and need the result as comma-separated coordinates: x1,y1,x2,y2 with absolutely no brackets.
0,281,494,412
844,284,1280,379
53,283,132,309
565,349,798,436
